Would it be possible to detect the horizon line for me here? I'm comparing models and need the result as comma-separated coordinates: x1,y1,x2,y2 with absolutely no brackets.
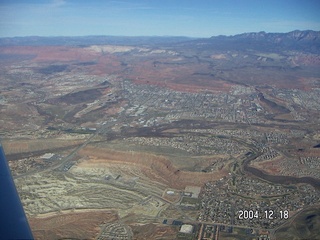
0,29,319,39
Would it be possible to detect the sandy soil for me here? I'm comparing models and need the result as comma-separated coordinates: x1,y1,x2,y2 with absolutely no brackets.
130,223,179,240
78,146,227,189
2,138,85,155
29,210,118,240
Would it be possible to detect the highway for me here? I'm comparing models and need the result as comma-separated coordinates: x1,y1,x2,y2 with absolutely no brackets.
14,118,118,179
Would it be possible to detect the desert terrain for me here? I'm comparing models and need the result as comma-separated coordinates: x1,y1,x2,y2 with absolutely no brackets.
1,31,320,239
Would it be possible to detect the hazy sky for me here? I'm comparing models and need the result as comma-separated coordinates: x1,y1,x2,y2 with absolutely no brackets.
1,0,320,37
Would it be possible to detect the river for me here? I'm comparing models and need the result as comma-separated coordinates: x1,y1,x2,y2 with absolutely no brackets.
243,158,320,190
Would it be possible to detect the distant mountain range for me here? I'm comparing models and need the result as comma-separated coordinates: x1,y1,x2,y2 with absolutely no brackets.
218,30,320,42
0,30,319,53
189,30,320,53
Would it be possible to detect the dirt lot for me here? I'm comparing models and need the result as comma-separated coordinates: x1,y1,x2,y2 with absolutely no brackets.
130,223,179,240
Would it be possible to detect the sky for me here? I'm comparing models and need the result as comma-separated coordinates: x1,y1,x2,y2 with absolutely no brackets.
1,0,320,38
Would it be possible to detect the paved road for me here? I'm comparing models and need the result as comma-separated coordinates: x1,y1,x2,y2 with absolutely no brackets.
14,119,117,179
